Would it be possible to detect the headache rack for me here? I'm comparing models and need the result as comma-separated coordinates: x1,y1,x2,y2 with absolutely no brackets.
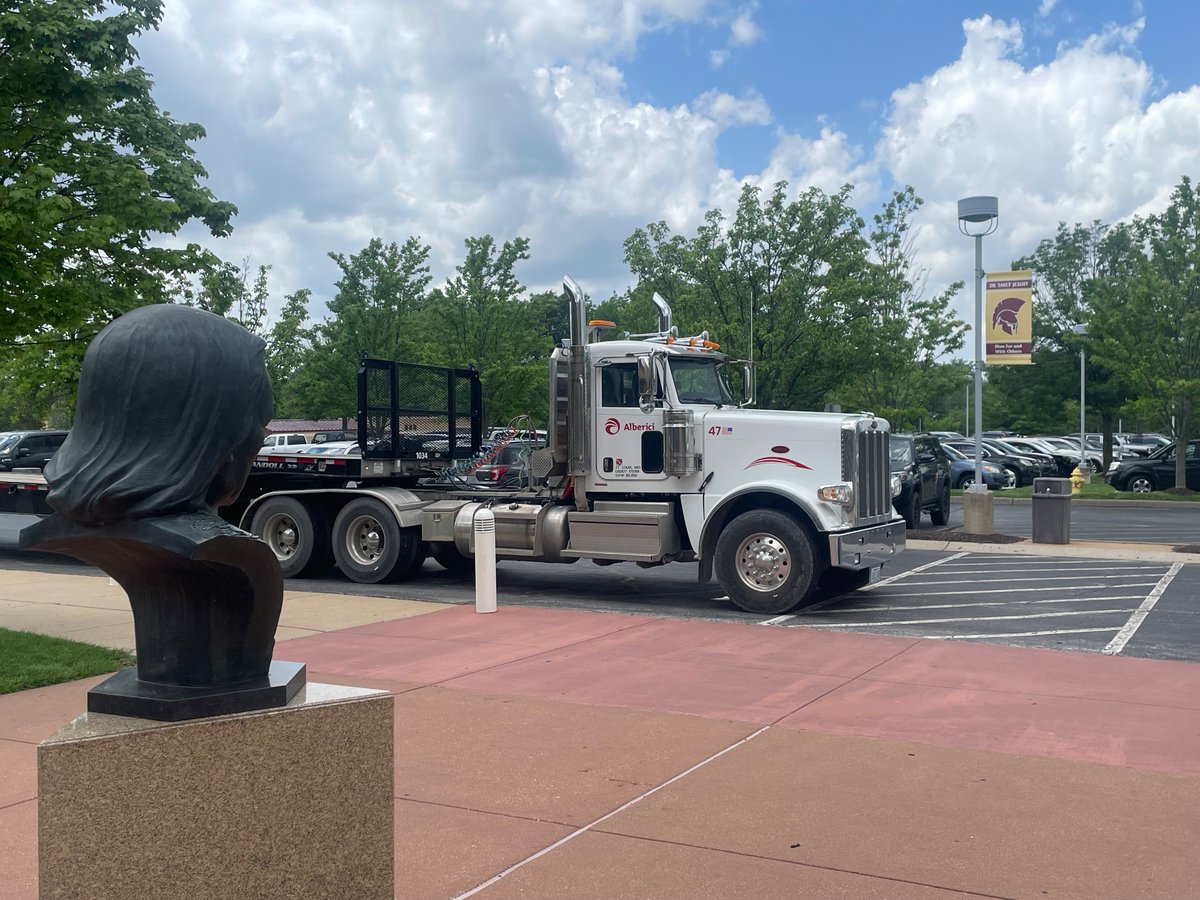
356,357,483,477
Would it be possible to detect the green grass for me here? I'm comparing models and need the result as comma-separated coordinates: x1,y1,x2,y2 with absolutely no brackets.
0,628,134,695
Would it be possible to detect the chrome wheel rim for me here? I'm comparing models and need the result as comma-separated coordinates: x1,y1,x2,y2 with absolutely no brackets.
263,512,299,560
1130,477,1152,494
734,532,790,592
345,514,385,566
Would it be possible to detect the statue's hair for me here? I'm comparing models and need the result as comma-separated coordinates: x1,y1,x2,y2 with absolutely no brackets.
47,305,274,525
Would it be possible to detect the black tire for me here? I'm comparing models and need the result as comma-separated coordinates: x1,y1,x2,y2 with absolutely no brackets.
250,496,333,578
903,488,921,530
714,509,819,615
955,473,974,490
930,480,951,526
1005,467,1022,488
332,498,419,584
1126,474,1155,494
432,543,475,577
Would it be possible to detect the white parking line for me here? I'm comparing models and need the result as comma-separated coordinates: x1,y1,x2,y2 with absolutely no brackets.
893,573,1167,587
812,594,1148,613
758,552,969,626
927,627,1118,640
1102,562,1184,655
799,608,1134,629
880,583,1158,597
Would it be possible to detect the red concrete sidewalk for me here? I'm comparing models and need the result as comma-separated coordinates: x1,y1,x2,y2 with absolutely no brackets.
4,604,1200,898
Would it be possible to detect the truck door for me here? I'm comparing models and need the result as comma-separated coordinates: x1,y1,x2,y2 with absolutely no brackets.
594,361,668,483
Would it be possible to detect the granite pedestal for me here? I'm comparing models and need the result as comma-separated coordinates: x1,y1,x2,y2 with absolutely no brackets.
38,683,393,900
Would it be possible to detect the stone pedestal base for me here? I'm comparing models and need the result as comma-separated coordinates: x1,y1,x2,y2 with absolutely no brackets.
962,488,995,534
38,683,394,900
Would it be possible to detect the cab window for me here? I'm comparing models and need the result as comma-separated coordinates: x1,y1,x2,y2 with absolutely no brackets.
600,363,639,408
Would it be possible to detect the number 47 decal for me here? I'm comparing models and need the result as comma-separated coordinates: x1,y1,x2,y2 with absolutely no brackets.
708,426,733,435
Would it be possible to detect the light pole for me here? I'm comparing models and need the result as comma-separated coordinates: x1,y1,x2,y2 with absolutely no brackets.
1072,323,1087,472
957,196,999,491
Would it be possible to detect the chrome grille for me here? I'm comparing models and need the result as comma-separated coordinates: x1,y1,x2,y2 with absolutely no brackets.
854,426,891,522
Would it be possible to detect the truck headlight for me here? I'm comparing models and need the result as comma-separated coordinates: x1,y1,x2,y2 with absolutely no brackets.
819,482,854,505
891,474,902,497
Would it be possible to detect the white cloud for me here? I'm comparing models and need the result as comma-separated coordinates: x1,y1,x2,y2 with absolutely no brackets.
874,15,1200,332
729,7,763,46
139,3,1200,346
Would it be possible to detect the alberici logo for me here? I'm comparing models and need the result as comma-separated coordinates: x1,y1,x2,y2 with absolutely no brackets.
604,417,620,435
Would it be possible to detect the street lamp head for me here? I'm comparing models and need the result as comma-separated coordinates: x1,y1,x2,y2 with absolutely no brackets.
957,195,999,236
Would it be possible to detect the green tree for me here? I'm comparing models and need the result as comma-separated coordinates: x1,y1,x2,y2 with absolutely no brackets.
1092,177,1200,489
0,0,235,343
287,237,433,417
622,181,879,411
992,221,1139,459
423,235,554,425
834,186,967,429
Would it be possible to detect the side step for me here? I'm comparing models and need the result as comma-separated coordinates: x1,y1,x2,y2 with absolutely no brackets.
562,501,681,562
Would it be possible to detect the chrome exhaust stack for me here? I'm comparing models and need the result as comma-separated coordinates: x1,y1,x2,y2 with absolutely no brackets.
563,276,590,510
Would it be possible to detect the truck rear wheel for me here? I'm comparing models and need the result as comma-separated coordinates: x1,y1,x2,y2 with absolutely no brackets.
332,498,420,584
715,510,818,615
250,496,333,578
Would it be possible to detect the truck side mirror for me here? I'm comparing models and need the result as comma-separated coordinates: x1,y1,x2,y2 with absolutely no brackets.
637,356,656,413
741,364,756,407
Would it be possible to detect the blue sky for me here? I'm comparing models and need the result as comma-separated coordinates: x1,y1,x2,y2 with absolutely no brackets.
138,0,1200,344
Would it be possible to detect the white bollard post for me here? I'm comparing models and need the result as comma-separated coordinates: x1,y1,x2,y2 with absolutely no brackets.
473,507,497,614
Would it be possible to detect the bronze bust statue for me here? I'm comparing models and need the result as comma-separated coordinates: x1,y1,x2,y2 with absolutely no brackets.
22,304,305,720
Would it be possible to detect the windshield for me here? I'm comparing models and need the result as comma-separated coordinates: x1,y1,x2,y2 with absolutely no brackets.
0,434,18,454
669,357,734,405
942,443,966,461
890,436,914,466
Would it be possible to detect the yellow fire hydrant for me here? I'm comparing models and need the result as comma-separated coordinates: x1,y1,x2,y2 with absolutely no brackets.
1070,466,1085,495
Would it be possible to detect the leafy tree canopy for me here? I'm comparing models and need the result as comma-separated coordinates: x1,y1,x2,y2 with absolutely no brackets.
0,0,235,343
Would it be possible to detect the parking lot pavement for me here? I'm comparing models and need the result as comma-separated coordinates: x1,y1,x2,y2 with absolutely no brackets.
933,498,1200,545
770,551,1194,658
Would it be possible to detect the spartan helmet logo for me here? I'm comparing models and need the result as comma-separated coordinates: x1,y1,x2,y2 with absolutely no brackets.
992,296,1025,335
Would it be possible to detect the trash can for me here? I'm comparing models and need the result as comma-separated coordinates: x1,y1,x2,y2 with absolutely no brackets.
1032,477,1072,544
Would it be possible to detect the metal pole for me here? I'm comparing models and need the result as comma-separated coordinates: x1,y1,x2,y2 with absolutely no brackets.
965,382,970,436
474,507,497,613
973,233,984,485
1079,347,1086,471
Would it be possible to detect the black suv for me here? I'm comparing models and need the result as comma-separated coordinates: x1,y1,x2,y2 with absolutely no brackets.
890,433,952,528
0,430,68,471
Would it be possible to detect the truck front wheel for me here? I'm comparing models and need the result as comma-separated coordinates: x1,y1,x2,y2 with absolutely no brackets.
332,498,421,584
715,510,819,615
250,496,333,579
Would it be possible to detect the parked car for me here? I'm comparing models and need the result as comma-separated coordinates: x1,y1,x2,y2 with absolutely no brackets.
0,429,68,471
312,430,355,444
984,438,1058,479
260,433,307,453
1003,437,1078,476
1118,433,1171,456
1106,439,1200,493
888,433,952,528
945,440,1039,487
472,441,544,489
929,430,965,441
295,441,359,456
1035,436,1103,473
943,443,1010,490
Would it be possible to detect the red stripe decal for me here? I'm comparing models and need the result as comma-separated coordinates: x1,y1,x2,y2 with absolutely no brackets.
745,456,812,470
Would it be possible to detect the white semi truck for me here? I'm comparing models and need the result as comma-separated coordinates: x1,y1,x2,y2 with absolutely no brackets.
241,277,904,614
0,277,904,615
